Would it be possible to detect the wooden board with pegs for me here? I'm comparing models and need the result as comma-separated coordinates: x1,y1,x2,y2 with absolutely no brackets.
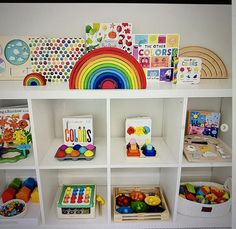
179,46,228,79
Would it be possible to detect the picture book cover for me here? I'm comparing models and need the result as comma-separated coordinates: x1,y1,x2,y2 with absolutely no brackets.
174,57,202,84
132,34,179,85
186,111,221,138
125,117,151,146
63,115,93,146
29,37,85,83
0,105,32,148
85,22,132,54
0,36,32,80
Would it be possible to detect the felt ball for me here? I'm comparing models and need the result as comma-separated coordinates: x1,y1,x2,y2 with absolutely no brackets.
65,147,73,154
84,150,94,157
59,144,68,151
79,146,87,154
70,150,80,157
86,144,95,150
55,151,66,158
73,144,82,150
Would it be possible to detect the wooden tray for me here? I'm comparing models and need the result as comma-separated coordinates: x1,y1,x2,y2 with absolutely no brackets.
179,46,228,79
113,186,170,222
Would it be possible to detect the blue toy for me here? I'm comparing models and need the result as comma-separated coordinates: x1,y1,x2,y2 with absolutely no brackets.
22,177,37,191
141,144,156,157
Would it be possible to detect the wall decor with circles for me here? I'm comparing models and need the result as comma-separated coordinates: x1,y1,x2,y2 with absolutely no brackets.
0,36,32,80
29,38,85,83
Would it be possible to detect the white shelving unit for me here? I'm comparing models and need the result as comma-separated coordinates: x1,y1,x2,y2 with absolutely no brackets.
0,2,234,229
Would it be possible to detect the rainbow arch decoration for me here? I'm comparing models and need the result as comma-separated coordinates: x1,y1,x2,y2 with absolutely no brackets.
23,73,46,86
69,47,146,89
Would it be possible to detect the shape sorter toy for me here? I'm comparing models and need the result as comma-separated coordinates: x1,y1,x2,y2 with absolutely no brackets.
125,117,151,146
57,184,96,218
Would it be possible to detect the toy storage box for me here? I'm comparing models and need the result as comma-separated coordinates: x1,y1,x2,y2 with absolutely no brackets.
178,182,231,218
113,186,169,222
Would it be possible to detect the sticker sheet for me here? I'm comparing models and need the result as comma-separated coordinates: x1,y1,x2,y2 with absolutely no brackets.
132,34,179,85
29,37,85,83
85,22,132,54
175,57,202,84
0,36,32,80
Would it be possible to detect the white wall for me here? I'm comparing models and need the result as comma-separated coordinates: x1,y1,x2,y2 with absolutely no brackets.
0,3,232,76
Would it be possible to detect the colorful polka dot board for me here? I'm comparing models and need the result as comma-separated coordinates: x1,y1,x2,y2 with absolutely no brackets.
0,36,32,80
29,37,85,83
54,144,96,161
57,184,96,218
85,22,132,54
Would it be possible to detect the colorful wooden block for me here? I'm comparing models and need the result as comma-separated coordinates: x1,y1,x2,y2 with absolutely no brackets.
16,186,31,202
31,187,39,203
1,187,17,203
22,177,37,191
8,178,22,191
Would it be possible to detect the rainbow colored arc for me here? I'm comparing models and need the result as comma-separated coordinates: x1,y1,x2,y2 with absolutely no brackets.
23,73,46,86
69,47,146,89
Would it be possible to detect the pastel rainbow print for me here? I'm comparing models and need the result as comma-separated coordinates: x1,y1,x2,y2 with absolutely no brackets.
23,73,46,86
69,47,146,89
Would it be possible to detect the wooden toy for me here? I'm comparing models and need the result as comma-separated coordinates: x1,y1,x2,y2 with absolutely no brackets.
125,117,151,145
113,186,169,222
31,187,39,203
141,144,157,157
54,144,96,161
8,178,22,191
63,115,93,146
23,73,46,86
179,46,228,79
126,139,140,157
85,22,132,54
69,47,146,89
186,110,221,138
96,194,105,216
0,36,31,80
1,187,17,203
16,186,31,202
57,184,96,218
132,34,179,85
184,135,231,162
29,37,85,83
0,199,27,218
22,177,37,191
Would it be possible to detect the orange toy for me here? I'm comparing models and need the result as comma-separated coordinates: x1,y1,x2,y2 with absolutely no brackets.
16,186,31,202
127,139,140,157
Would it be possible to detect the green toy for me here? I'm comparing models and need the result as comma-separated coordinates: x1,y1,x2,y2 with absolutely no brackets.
130,201,148,213
0,146,30,163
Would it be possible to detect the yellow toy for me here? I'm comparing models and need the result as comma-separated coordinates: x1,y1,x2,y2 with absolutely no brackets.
31,187,39,203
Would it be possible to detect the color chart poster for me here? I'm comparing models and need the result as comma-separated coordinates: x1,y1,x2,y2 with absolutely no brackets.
29,37,85,83
132,34,179,85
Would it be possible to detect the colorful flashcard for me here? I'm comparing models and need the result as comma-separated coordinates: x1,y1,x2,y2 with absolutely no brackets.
186,111,221,138
29,37,85,83
85,22,132,54
0,36,32,80
63,115,93,146
175,57,202,84
132,34,179,84
125,117,151,146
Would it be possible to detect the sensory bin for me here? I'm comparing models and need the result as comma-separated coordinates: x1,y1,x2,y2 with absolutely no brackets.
113,186,169,222
57,184,96,218
0,199,27,218
178,182,231,217
54,144,96,161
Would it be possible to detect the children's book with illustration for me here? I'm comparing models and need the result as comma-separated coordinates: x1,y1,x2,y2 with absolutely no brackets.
85,22,133,54
186,111,221,138
132,34,179,85
0,105,32,148
63,115,93,146
174,57,202,84
125,117,152,146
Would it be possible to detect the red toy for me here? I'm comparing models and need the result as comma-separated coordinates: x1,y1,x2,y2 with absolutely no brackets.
127,139,140,157
1,187,17,203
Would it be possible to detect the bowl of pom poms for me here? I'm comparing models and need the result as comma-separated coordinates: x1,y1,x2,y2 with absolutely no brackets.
178,181,231,217
0,199,27,218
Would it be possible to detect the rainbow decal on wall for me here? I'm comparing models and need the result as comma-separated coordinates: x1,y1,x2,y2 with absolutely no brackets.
69,47,146,89
23,73,46,86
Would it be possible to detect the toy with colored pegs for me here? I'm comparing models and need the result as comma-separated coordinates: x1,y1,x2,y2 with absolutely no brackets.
23,73,46,86
126,139,140,157
96,194,105,216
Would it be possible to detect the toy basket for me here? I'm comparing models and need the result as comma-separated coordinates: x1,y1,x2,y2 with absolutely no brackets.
178,180,231,218
113,186,169,222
